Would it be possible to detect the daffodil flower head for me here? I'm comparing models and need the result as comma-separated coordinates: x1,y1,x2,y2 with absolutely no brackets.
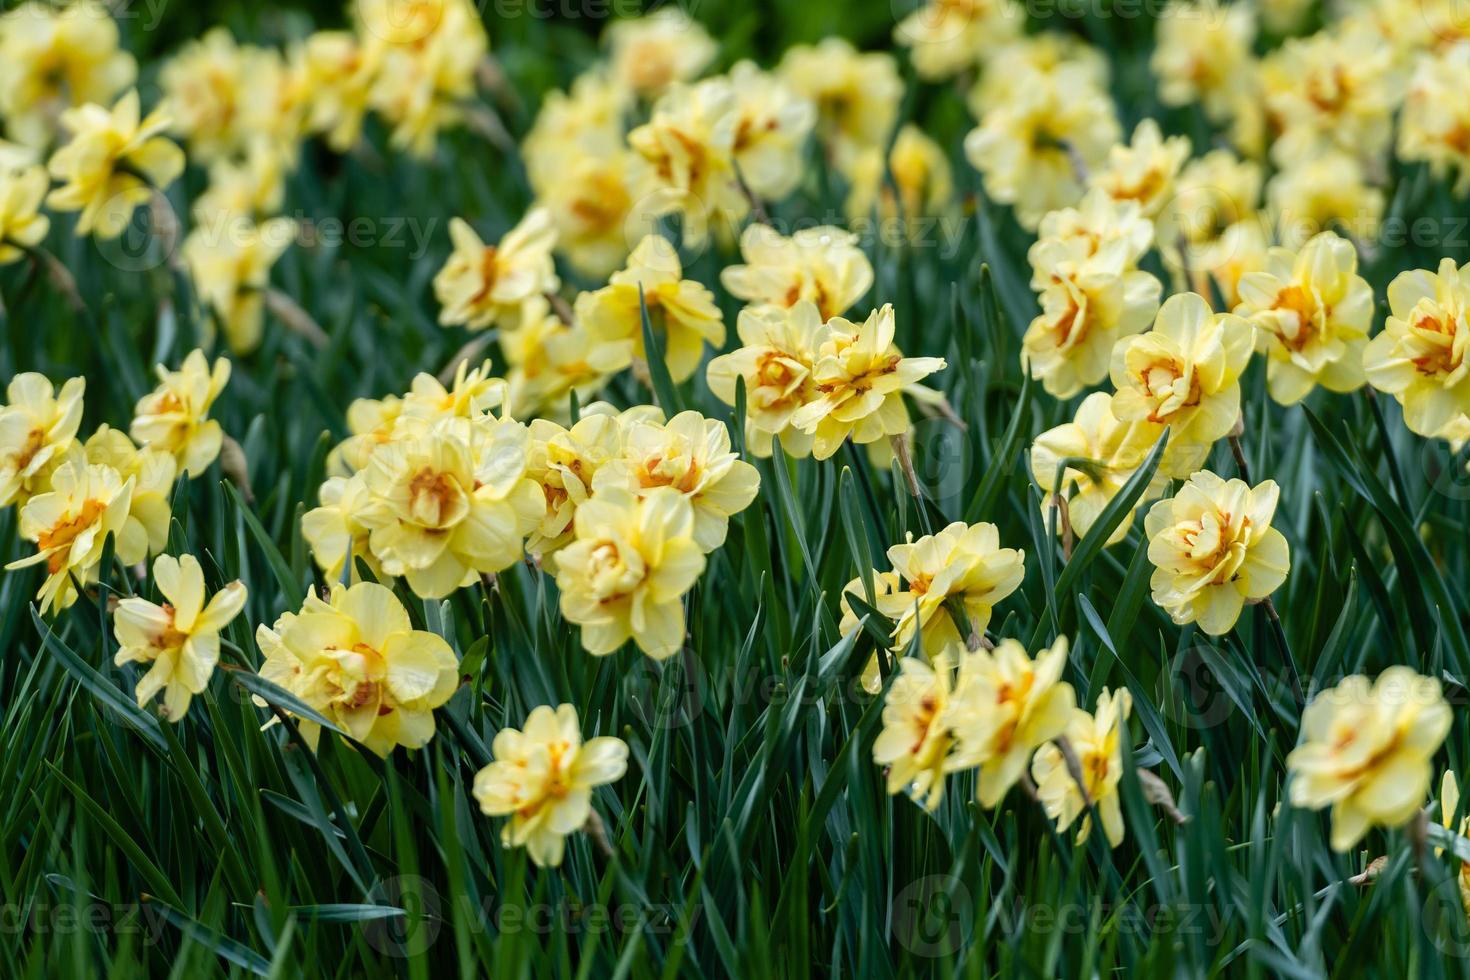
0,372,84,507
113,553,245,721
434,209,560,333
0,163,50,264
872,650,959,811
1287,668,1451,851
720,225,874,322
130,349,232,477
706,300,827,458
1364,257,1470,436
473,703,628,867
1031,686,1132,847
1144,470,1291,635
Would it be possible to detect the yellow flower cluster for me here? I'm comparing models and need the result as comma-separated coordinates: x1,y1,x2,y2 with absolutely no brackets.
3,351,229,613
304,364,758,657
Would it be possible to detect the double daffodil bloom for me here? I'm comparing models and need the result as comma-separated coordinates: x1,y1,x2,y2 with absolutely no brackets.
130,350,232,478
1364,258,1470,436
1032,687,1132,847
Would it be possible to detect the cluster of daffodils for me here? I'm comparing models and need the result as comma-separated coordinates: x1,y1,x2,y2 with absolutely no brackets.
303,362,759,658
3,351,230,614
870,631,1139,849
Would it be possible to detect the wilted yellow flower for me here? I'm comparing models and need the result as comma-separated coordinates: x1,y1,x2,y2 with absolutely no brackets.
523,413,627,565
894,0,1022,80
706,301,825,458
255,582,459,755
300,30,376,152
725,60,815,203
1030,392,1167,546
873,650,959,810
627,79,747,245
434,210,559,333
720,225,873,321
576,234,725,384
360,0,487,158
1110,292,1254,477
473,703,628,867
113,553,245,721
0,1,136,149
1089,119,1189,220
1235,231,1373,405
1033,190,1153,274
7,451,139,613
1023,238,1162,399
964,61,1119,230
358,418,543,598
130,350,232,478
302,472,376,583
1145,471,1290,635
502,301,618,419
83,425,176,558
1364,258,1470,436
46,89,184,240
843,124,953,231
778,39,902,167
788,304,946,460
554,485,706,659
948,636,1075,807
876,521,1025,654
1267,151,1383,249
605,8,716,97
593,410,759,553
0,373,83,507
183,216,297,355
0,163,50,264
1287,668,1451,851
1032,687,1132,847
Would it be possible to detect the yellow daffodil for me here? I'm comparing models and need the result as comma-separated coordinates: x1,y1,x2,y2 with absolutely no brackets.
706,300,825,458
968,33,1108,112
302,472,377,583
947,636,1076,807
894,0,1022,80
788,304,946,460
1023,238,1162,399
1110,292,1254,477
1032,687,1132,847
873,650,959,811
193,141,287,227
778,39,902,168
1267,151,1382,248
876,521,1025,654
1235,231,1373,405
726,60,816,203
1262,27,1400,167
0,163,49,263
473,703,628,867
1438,772,1470,913
7,451,139,613
1156,149,1261,258
300,30,376,152
839,570,901,694
964,61,1119,230
1089,119,1189,219
84,425,176,558
183,217,297,355
255,582,459,755
1364,258,1470,437
130,350,232,478
533,149,636,280
113,553,245,721
1401,45,1470,194
330,396,404,476
1181,217,1270,311
524,413,628,565
576,234,725,384
159,28,249,163
1145,471,1290,636
627,79,747,246
0,373,84,507
605,8,716,97
46,89,184,240
593,410,760,553
554,485,706,659
502,301,618,419
720,225,873,322
1030,391,1167,546
358,417,543,598
434,210,560,333
1151,0,1256,124
843,124,954,232
1287,668,1451,851
399,359,508,428
0,1,137,149
360,0,486,158
1032,190,1153,275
